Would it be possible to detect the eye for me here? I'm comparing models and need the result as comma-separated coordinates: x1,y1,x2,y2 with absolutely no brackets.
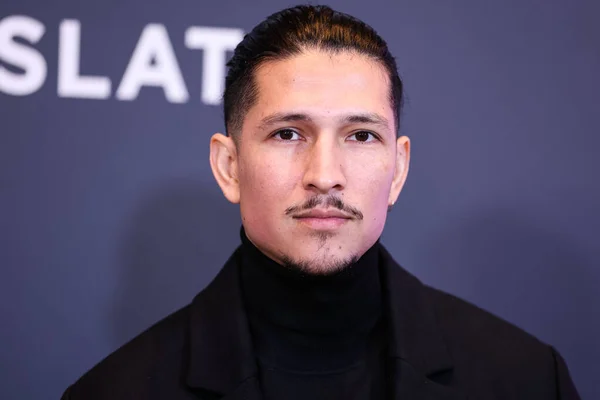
348,131,378,143
272,129,302,141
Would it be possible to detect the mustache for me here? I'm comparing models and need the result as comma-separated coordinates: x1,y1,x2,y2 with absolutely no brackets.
284,195,364,220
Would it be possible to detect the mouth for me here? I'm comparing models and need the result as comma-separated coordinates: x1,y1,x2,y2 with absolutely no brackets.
293,209,352,230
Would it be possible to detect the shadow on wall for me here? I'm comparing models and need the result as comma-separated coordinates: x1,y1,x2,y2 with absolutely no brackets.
109,179,242,349
414,208,598,397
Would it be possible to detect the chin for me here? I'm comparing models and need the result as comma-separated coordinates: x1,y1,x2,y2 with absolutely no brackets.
281,250,359,276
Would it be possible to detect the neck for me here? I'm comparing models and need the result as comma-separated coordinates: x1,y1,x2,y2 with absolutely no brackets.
239,227,383,371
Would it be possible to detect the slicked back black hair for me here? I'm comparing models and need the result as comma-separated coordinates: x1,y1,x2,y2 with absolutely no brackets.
224,4,403,140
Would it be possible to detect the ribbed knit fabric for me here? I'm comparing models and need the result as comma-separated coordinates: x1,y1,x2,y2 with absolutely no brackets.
239,228,389,399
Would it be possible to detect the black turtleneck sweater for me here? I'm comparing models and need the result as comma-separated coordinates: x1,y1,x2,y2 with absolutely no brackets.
239,229,390,400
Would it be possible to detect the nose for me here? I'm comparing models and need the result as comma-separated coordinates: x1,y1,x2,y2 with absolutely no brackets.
302,136,347,194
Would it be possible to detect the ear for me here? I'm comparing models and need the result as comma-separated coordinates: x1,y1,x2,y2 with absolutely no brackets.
388,135,411,206
209,133,240,204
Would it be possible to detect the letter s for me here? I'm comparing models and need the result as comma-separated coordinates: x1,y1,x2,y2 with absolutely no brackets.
0,15,47,96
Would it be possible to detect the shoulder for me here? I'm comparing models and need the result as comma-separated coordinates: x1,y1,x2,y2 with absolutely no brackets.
63,305,191,400
378,242,554,373
424,285,548,356
423,284,558,387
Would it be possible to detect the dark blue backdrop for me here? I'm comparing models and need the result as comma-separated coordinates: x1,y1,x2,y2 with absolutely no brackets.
1,1,598,398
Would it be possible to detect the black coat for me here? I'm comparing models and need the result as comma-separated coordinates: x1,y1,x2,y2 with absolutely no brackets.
62,246,580,399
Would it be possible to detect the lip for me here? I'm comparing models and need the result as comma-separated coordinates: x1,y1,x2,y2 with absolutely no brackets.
293,209,352,219
293,209,352,230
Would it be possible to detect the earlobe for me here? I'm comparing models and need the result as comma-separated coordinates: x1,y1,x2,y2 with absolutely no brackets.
209,133,241,204
388,135,411,206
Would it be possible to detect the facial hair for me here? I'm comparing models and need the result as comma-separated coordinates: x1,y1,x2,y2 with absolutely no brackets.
281,251,360,276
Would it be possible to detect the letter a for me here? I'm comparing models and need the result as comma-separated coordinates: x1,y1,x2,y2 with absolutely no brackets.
116,24,188,103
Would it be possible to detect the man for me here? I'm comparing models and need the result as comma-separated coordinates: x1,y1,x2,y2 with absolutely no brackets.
62,5,580,399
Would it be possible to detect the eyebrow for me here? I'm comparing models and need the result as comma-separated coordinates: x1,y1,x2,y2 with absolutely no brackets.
342,113,390,129
256,112,392,132
257,113,311,131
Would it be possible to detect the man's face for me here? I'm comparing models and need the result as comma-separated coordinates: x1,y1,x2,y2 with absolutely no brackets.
211,49,410,274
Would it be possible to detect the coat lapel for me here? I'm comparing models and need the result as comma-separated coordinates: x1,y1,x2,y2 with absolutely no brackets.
185,247,263,399
219,377,263,400
389,359,466,400
379,246,467,400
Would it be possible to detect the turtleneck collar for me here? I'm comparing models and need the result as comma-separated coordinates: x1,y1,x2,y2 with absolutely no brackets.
239,227,383,372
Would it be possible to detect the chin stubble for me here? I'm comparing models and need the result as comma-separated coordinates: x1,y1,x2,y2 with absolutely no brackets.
281,251,360,276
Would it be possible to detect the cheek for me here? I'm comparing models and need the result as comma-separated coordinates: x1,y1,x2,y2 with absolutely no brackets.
355,154,394,200
363,176,392,211
351,154,395,231
239,154,298,214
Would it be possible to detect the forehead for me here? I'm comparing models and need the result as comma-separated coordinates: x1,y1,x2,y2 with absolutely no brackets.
244,49,394,130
